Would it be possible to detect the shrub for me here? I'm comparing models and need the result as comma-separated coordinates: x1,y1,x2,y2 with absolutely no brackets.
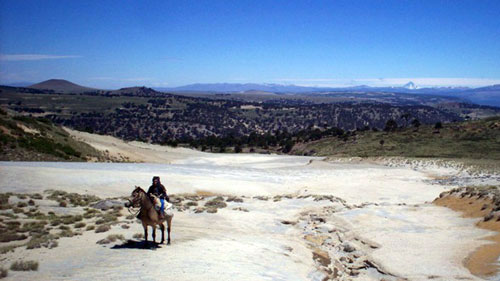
95,224,111,233
16,202,27,208
83,208,100,219
0,245,18,254
205,197,227,209
20,221,47,234
10,260,38,271
58,229,74,238
61,215,82,225
96,213,118,224
106,234,125,242
30,193,43,200
86,225,95,231
0,194,10,210
0,267,7,278
74,222,86,228
59,201,67,207
28,199,35,206
185,201,198,207
133,233,144,239
384,119,398,132
26,234,57,249
0,232,27,243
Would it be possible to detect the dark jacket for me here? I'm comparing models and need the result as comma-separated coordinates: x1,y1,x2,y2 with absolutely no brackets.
147,183,169,202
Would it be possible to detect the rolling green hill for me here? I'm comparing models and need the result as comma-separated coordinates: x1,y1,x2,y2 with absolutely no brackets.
0,109,104,161
294,116,500,161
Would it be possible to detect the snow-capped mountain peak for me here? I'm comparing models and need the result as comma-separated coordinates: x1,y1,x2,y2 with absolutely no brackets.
403,81,418,90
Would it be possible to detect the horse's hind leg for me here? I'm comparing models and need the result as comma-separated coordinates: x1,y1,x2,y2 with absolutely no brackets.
167,216,172,245
160,224,165,244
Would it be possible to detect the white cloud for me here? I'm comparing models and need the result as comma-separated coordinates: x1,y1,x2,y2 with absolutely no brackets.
0,54,81,61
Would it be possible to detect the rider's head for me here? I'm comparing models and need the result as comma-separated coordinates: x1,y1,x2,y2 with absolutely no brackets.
152,176,160,185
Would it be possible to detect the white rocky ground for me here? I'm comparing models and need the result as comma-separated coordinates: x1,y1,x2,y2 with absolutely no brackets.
0,132,497,280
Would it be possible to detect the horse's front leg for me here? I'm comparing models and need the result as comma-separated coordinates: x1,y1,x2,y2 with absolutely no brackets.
143,225,148,248
152,226,156,243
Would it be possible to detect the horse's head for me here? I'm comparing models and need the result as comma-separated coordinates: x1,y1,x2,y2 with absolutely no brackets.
125,186,144,208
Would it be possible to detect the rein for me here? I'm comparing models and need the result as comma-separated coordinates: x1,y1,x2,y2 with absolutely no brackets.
128,188,154,216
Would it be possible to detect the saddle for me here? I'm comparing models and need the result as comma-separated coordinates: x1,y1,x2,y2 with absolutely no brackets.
150,194,173,217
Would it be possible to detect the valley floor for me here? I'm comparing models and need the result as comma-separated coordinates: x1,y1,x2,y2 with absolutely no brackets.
0,132,498,280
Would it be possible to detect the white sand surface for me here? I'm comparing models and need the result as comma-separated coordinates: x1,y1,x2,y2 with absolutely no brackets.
0,132,494,280
65,127,204,163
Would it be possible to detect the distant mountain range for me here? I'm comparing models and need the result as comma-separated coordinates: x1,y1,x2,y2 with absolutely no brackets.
156,82,499,106
156,81,472,94
2,79,499,107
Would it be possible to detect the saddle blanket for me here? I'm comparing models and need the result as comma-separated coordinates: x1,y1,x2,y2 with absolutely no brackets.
152,196,173,216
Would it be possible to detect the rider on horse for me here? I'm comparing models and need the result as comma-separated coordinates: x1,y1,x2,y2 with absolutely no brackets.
147,176,170,219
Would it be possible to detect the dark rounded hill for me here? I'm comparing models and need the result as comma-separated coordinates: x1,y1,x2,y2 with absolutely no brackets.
29,79,96,93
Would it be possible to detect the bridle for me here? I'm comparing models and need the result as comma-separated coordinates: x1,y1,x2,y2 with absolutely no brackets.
126,186,143,216
126,186,154,215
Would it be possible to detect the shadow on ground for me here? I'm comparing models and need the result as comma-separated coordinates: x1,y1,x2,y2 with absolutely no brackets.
111,239,164,250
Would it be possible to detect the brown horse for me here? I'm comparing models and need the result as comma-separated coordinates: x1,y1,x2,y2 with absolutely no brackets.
125,186,173,245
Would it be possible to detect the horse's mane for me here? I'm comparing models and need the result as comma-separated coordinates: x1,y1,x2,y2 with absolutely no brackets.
135,186,146,194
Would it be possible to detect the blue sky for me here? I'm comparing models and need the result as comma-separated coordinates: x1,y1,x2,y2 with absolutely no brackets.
1,0,499,89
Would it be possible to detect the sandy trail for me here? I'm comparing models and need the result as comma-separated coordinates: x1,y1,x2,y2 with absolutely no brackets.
0,133,496,280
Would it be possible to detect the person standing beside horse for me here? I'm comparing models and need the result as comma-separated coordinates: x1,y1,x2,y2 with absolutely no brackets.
147,176,170,219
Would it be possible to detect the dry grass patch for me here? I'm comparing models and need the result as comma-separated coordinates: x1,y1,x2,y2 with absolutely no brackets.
83,208,100,219
107,234,125,242
61,215,82,225
195,190,219,197
57,229,74,238
96,212,118,224
0,232,27,243
185,201,198,207
0,245,19,254
26,234,58,249
205,196,227,209
10,260,38,271
16,202,27,208
0,267,7,278
95,224,111,233
96,234,124,245
74,222,86,228
29,193,43,200
0,193,11,210
20,221,48,235
46,190,100,207
133,233,144,239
